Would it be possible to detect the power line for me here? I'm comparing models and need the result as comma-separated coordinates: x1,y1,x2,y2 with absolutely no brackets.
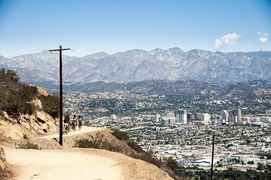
48,45,71,146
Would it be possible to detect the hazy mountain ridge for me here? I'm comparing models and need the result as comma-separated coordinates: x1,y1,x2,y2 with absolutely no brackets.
1,48,271,85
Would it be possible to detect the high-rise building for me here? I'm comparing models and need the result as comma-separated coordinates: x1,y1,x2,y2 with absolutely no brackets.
175,109,187,124
155,113,161,122
220,110,229,125
182,110,188,124
175,111,181,123
228,110,236,124
162,112,176,126
198,113,211,125
167,112,176,125
237,106,242,123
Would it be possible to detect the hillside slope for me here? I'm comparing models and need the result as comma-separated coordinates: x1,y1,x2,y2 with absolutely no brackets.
0,70,174,180
0,69,58,145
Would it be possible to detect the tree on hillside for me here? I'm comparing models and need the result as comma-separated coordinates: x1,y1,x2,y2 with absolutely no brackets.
0,68,59,117
0,69,19,83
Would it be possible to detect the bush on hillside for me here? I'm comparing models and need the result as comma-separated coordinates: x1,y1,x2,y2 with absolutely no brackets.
0,84,37,117
111,128,129,141
74,138,116,151
127,140,144,153
0,68,59,118
111,129,144,153
74,139,98,148
0,69,19,83
39,95,59,118
16,141,41,150
0,69,38,117
166,157,179,171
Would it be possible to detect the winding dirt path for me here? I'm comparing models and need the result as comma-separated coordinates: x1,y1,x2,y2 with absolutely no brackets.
39,126,104,139
5,148,123,180
3,127,173,180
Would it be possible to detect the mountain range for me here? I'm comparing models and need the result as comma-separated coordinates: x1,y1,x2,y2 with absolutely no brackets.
1,48,271,88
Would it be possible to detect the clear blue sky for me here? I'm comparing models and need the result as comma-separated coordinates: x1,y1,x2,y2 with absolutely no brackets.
0,0,271,57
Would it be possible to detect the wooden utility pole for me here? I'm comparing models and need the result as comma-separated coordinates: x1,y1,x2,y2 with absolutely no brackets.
49,45,71,146
210,134,215,180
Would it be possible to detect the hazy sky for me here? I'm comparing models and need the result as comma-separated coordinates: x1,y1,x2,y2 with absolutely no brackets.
0,0,271,57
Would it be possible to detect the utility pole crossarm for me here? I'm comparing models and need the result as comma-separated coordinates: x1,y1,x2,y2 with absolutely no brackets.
48,49,60,52
49,48,71,52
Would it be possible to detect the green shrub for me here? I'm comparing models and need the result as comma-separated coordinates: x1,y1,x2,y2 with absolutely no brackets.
17,141,40,150
0,84,37,117
136,152,162,167
257,163,265,171
127,140,144,153
111,128,144,153
166,157,179,171
111,129,129,141
74,138,116,151
0,68,59,118
74,139,100,149
247,161,254,164
0,69,19,83
0,69,39,117
39,95,59,118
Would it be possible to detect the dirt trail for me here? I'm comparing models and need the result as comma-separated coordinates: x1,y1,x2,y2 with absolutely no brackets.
5,148,123,180
39,126,104,139
3,127,173,180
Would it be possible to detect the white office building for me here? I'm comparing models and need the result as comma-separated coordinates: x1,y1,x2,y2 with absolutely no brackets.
175,109,187,124
220,110,229,125
162,112,176,125
198,113,211,125
237,107,242,123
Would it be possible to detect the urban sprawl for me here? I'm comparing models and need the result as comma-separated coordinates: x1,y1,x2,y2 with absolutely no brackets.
64,91,271,171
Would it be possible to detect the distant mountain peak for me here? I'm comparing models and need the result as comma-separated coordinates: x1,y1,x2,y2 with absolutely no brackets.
83,52,109,59
1,48,271,86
